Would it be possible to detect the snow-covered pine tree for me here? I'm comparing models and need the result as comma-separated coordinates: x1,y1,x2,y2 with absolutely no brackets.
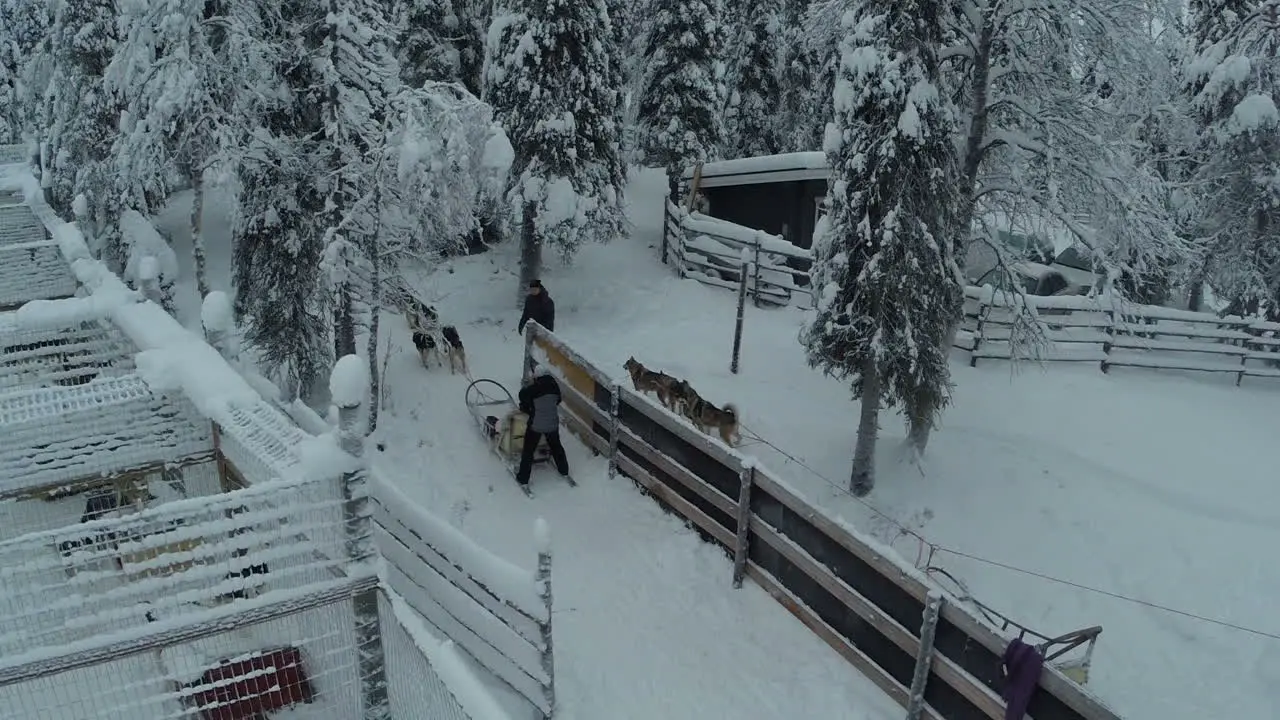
453,0,491,95
725,0,787,157
1184,0,1280,317
779,0,841,152
488,0,627,294
1190,0,1255,48
0,9,15,143
636,0,725,196
41,0,123,267
0,0,51,143
107,0,281,301
803,0,961,495
314,0,400,360
893,0,1190,454
394,0,459,87
233,3,333,403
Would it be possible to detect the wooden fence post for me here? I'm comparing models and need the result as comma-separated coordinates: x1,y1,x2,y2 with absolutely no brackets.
751,240,763,308
731,265,749,374
211,422,232,493
534,519,556,719
332,358,391,720
661,204,669,266
969,299,987,368
607,383,621,478
731,461,756,588
1100,309,1115,374
522,322,537,383
905,592,944,720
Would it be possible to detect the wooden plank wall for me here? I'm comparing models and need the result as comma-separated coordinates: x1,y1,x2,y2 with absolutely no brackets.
523,322,1122,720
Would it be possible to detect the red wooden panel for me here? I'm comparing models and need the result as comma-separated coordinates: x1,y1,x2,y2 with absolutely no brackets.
187,646,314,720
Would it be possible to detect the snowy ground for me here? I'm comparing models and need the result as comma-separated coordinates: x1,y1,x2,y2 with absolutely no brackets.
151,180,902,718
148,167,1280,719
372,323,900,719
376,168,1280,720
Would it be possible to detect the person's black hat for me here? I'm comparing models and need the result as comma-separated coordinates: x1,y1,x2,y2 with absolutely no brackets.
528,279,543,288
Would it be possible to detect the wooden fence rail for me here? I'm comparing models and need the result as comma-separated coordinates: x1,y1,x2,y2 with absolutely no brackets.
662,200,814,307
656,207,1280,387
524,321,1122,720
960,286,1280,383
369,475,557,719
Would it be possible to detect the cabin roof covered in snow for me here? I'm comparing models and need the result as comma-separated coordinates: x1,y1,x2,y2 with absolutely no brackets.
681,152,829,188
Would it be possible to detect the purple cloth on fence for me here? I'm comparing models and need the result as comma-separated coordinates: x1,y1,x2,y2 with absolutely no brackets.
1002,638,1044,720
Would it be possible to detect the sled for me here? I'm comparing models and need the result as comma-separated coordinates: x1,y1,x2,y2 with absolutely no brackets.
465,378,550,470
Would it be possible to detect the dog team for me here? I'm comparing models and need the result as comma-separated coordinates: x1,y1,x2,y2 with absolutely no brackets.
406,301,469,375
624,357,741,447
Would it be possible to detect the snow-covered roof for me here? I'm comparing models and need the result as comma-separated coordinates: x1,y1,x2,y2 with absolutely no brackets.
0,206,77,308
0,152,354,499
682,152,829,188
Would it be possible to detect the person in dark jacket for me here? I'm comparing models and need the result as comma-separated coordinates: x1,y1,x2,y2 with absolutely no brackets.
517,279,555,334
515,366,571,487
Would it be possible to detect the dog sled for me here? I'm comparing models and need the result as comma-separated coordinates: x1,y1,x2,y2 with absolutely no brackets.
465,379,576,495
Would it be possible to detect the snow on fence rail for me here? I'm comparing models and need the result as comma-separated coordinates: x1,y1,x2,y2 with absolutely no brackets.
0,579,377,720
523,321,1122,720
662,200,814,307
372,471,555,718
0,474,347,659
0,241,77,310
0,144,27,166
959,286,1280,383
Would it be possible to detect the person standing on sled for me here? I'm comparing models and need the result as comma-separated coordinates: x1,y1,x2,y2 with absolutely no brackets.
516,366,571,489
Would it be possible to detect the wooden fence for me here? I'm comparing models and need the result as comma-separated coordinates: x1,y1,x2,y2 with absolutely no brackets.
370,475,556,718
524,321,1121,720
662,200,814,307
959,286,1280,383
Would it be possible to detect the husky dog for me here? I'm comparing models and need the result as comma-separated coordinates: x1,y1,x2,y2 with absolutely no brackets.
407,303,444,368
441,325,468,375
672,380,741,447
623,357,679,409
411,331,442,368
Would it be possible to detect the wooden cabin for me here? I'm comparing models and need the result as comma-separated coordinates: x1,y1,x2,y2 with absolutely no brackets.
680,152,829,251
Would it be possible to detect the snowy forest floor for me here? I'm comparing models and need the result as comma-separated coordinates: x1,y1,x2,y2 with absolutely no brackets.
157,169,1280,720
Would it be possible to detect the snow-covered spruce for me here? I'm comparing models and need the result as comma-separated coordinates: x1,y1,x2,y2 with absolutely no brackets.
635,0,725,190
724,0,788,158
1181,0,1280,318
801,0,961,496
106,0,281,299
487,0,627,288
40,0,123,268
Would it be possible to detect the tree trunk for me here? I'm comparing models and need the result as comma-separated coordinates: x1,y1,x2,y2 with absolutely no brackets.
366,195,383,433
907,14,996,455
518,202,542,307
1187,279,1205,312
850,357,881,497
190,168,211,300
904,394,932,464
334,283,357,360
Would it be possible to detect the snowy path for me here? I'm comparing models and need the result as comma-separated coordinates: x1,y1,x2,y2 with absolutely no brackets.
150,166,1280,718
374,351,900,719
385,168,1280,720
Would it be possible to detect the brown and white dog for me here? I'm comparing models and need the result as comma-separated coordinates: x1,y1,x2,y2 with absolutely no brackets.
671,379,741,447
624,357,679,409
